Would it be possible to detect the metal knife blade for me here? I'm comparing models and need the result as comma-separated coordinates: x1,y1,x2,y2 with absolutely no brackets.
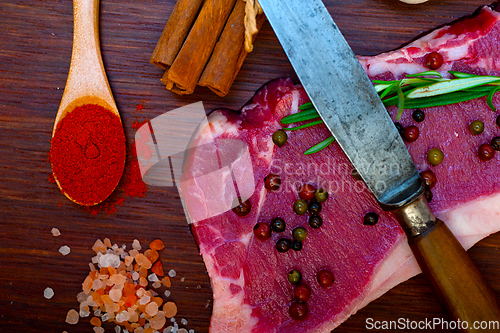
259,0,422,210
259,0,500,328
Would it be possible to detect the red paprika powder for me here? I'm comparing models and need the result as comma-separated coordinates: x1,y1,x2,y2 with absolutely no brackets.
50,104,126,206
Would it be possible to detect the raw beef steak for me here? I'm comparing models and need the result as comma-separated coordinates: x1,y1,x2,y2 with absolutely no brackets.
180,5,500,332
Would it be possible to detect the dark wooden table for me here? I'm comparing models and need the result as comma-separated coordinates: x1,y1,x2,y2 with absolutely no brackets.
2,0,500,332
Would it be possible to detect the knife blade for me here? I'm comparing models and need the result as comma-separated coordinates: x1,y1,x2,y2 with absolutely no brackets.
258,0,500,329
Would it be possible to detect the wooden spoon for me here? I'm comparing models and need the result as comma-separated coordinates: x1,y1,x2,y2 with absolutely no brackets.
51,0,125,206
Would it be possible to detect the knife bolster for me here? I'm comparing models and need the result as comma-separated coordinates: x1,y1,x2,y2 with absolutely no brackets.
393,194,437,238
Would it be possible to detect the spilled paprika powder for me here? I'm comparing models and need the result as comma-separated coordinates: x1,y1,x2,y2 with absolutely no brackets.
50,104,126,206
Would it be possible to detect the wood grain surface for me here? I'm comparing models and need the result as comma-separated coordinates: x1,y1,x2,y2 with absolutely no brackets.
1,0,500,332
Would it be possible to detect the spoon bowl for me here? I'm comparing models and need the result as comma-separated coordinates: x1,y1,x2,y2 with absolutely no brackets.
51,0,126,206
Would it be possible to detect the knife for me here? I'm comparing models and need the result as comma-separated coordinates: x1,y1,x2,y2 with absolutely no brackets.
258,0,500,329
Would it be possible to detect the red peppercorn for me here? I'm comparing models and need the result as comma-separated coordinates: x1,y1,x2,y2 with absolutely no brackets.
289,301,308,321
478,144,495,161
293,284,311,302
232,198,252,217
264,173,281,191
403,126,419,142
253,222,271,241
317,269,334,288
298,184,315,200
425,52,443,70
420,170,437,189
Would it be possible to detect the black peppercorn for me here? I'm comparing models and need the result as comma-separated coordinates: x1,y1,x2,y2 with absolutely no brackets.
270,217,286,233
363,212,379,226
309,215,323,229
308,201,322,215
276,238,292,253
412,109,425,122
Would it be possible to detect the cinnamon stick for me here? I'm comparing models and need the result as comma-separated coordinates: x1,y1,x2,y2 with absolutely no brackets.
198,0,265,97
150,0,205,69
162,0,238,95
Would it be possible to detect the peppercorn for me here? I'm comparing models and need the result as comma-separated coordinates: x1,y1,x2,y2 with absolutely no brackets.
272,129,287,147
292,227,307,242
276,238,292,253
491,137,500,151
425,52,444,69
288,269,302,285
420,169,437,189
289,301,308,321
298,184,315,200
412,109,425,122
469,120,485,135
424,187,433,203
394,122,404,136
293,284,311,302
264,173,281,191
232,199,251,217
314,188,328,203
291,240,303,251
497,115,500,128
270,217,286,233
403,126,419,142
351,168,362,180
293,199,308,215
317,269,334,288
309,215,323,229
253,222,271,241
427,148,444,166
478,143,495,161
308,201,322,215
363,212,379,226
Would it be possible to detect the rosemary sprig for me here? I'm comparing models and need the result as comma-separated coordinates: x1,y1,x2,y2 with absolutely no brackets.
280,70,500,155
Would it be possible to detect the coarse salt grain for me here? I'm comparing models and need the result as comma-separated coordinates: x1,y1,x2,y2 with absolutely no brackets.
115,325,121,333
132,239,141,250
65,309,79,324
59,245,71,256
51,227,61,236
181,318,188,325
168,269,176,278
164,290,171,297
178,329,188,333
152,281,162,289
97,252,121,268
148,273,159,282
189,330,194,333
93,327,105,333
44,287,54,299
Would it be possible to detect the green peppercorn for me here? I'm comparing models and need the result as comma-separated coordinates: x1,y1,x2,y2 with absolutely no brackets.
293,199,308,215
291,240,303,251
292,227,307,242
272,129,288,147
276,238,291,253
288,269,302,285
363,212,379,226
308,201,322,215
469,120,485,135
314,188,328,203
270,217,286,232
309,215,323,229
427,148,444,166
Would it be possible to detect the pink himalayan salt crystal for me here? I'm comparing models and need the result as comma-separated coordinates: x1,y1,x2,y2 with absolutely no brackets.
132,239,141,250
59,245,70,256
93,327,105,333
109,288,122,302
65,309,79,324
145,301,159,316
43,287,54,299
149,311,166,330
103,238,112,248
92,239,107,253
134,253,152,269
109,273,127,285
51,228,60,236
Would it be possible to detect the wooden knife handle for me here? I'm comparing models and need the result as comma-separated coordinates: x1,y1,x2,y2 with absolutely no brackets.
394,195,500,332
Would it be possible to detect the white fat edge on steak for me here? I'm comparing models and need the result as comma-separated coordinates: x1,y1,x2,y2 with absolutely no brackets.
358,7,500,78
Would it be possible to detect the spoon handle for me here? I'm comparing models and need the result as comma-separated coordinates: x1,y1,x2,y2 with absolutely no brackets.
54,0,117,130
